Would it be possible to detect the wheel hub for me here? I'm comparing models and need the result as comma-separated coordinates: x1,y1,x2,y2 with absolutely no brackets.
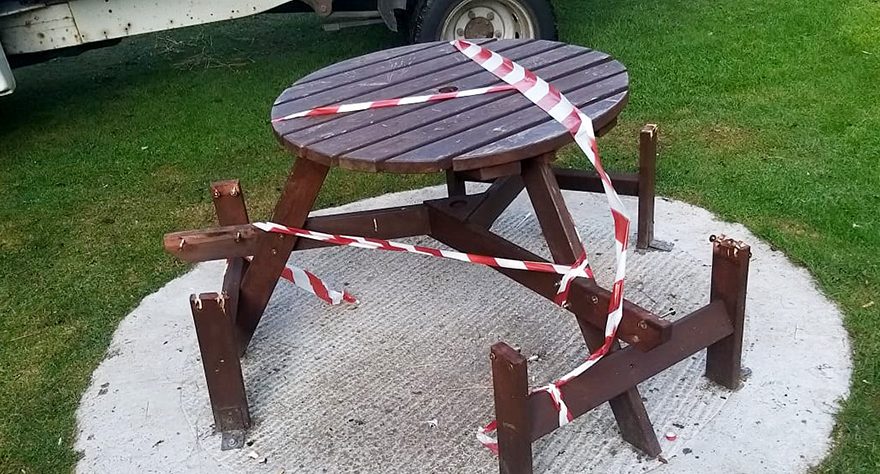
441,0,536,41
463,15,496,38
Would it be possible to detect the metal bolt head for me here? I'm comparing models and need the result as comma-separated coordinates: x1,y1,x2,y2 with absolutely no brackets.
212,190,221,199
638,320,648,330
494,31,502,38
591,296,599,304
457,27,465,36
467,10,476,19
631,335,641,343
486,11,495,20
271,248,278,255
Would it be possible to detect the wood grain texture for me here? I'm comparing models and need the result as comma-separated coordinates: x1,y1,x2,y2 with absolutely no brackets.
270,40,628,173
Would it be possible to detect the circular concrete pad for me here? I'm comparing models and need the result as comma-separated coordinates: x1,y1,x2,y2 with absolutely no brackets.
75,186,851,473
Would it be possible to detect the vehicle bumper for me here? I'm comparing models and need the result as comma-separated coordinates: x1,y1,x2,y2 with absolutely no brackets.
0,41,14,96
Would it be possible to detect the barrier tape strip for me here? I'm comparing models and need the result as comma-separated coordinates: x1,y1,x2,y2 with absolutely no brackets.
271,85,515,123
449,39,631,450
253,221,594,280
246,257,357,305
260,40,632,454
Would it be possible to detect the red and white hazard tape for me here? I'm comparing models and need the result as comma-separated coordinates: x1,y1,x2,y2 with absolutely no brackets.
260,40,632,454
271,84,515,123
246,257,357,306
252,221,593,281
279,262,358,305
451,38,632,449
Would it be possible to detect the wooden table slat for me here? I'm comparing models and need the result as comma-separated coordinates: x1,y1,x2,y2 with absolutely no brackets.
454,94,628,169
377,69,628,171
348,57,621,164
277,42,575,151
270,40,629,173
275,40,489,106
272,41,549,137
300,50,610,169
291,42,439,87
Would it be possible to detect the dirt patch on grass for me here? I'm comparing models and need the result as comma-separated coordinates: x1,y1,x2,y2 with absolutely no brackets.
774,217,822,241
696,123,758,153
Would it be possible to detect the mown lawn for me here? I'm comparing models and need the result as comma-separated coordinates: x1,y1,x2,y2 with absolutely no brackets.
0,0,877,472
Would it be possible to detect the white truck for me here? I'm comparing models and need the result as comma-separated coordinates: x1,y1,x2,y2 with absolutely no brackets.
0,0,556,95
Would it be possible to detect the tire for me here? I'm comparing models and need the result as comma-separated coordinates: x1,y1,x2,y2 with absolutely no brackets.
409,0,557,43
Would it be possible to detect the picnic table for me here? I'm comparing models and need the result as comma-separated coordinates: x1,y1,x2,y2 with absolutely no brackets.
164,39,751,474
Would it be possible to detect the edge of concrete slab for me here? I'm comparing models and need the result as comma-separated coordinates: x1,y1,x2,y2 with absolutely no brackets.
73,186,852,473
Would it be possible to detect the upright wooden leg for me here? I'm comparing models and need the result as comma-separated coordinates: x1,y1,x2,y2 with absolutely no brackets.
491,343,533,474
636,125,657,250
236,158,329,353
211,179,250,225
191,292,250,450
521,156,661,457
446,169,466,196
705,237,751,389
211,179,251,328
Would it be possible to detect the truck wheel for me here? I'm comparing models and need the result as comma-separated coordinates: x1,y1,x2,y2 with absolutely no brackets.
409,0,557,43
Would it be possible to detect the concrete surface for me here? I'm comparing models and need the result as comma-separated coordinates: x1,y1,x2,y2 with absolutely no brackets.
75,185,851,473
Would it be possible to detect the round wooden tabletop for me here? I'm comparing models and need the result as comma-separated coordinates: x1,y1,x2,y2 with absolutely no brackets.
270,40,629,174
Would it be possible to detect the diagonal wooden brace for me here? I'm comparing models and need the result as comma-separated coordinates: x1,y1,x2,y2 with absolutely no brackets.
164,204,431,262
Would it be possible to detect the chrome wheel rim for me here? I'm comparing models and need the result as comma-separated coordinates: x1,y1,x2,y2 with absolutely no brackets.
440,0,537,41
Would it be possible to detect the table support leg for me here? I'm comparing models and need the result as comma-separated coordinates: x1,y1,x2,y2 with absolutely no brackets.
236,158,329,354
636,125,657,250
491,343,533,474
212,179,251,327
446,170,467,197
190,293,250,450
705,238,751,389
521,156,661,457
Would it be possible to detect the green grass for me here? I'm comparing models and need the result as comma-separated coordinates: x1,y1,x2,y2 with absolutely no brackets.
0,0,877,471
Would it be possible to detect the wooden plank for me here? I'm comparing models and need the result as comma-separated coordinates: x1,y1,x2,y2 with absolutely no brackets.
164,204,432,262
236,158,329,353
301,204,431,244
385,78,627,173
275,41,564,143
446,170,466,197
521,158,583,263
452,92,628,171
458,162,521,182
465,176,525,228
286,44,586,169
164,225,258,262
290,42,438,87
528,301,733,441
279,42,572,154
277,42,449,102
705,239,751,389
271,40,530,136
636,124,658,250
426,201,671,350
491,343,534,474
282,42,572,162
521,157,660,457
348,59,625,173
190,293,251,439
552,167,640,196
211,179,251,328
211,179,249,225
